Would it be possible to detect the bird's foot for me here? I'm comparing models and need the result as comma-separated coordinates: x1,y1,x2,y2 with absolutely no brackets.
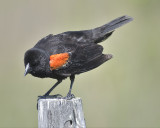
38,94,63,100
63,93,75,100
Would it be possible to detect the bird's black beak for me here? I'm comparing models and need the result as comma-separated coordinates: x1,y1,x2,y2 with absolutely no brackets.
24,63,30,76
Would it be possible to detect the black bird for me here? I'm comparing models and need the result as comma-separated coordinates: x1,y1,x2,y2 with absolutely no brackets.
24,15,133,99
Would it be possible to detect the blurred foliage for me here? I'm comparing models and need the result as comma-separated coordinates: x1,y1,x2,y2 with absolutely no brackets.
0,0,160,127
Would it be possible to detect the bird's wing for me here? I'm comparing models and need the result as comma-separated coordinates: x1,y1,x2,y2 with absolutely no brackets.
47,43,103,70
51,43,108,76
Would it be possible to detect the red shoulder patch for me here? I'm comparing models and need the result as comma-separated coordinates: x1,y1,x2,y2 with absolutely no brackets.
50,53,69,70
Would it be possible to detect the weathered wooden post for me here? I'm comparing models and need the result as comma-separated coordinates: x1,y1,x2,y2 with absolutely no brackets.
38,97,86,128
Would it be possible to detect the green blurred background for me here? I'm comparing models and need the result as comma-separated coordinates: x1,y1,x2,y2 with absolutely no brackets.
0,0,160,127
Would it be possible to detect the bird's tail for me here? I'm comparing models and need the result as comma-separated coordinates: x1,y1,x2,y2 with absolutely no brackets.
92,15,133,43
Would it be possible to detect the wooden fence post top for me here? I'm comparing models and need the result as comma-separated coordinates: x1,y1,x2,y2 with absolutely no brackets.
38,97,86,128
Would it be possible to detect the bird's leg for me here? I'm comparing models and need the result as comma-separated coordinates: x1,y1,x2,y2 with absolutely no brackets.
44,80,62,96
38,80,62,99
64,75,75,100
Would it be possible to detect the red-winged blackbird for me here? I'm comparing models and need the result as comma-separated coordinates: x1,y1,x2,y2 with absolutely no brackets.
24,15,133,99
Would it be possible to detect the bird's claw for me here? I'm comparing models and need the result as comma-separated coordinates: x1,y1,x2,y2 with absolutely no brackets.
38,94,63,100
63,93,75,100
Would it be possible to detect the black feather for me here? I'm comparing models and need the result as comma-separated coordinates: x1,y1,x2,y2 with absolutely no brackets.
24,15,133,79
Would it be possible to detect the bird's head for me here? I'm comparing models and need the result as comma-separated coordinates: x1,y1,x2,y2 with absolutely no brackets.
24,48,49,77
